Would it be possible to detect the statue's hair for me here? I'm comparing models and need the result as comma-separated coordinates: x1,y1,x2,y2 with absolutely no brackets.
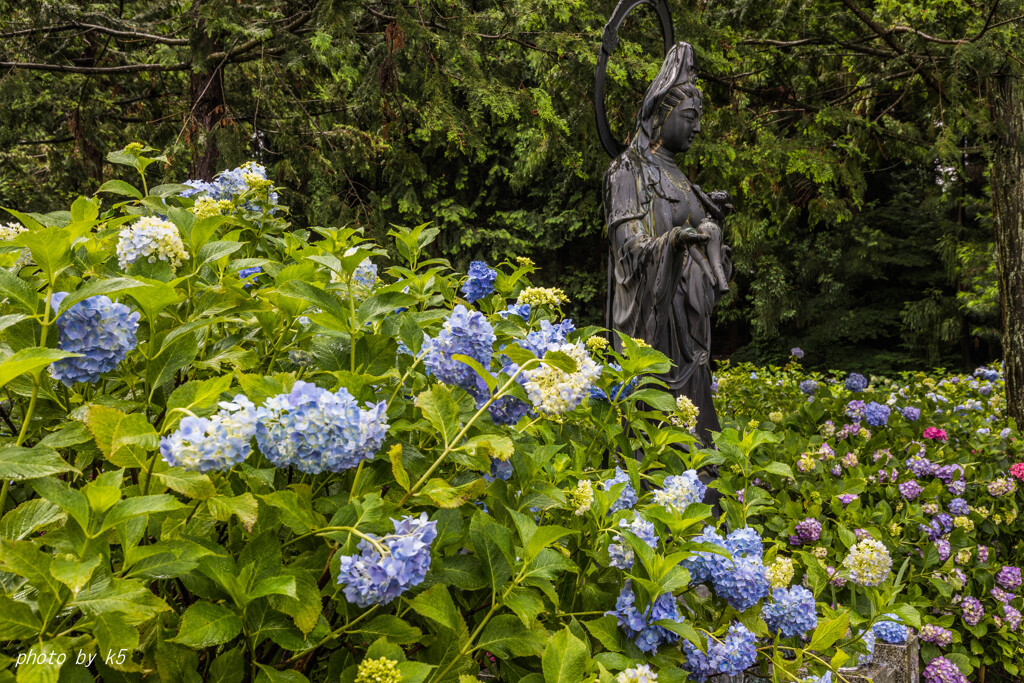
651,83,703,142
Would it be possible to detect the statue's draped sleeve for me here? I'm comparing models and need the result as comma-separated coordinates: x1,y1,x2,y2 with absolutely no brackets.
603,151,691,363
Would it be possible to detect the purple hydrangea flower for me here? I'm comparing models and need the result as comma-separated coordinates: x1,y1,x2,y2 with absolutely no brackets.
991,587,1015,604
845,373,868,392
762,585,817,637
908,455,935,477
336,513,437,607
923,657,968,683
49,292,140,385
997,567,1022,591
899,480,922,501
837,494,858,507
961,596,984,626
947,479,966,496
1005,605,1022,631
846,400,866,420
948,498,969,516
460,261,497,302
486,458,513,481
791,347,804,359
790,518,822,545
936,539,951,562
799,379,818,395
901,406,921,421
978,546,989,562
919,624,953,647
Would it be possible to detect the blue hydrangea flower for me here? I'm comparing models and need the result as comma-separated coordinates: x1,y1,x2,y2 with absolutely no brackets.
116,216,189,271
791,347,804,359
604,467,638,513
477,362,529,426
238,266,261,288
762,586,818,637
682,527,728,584
858,629,876,665
799,380,818,395
901,406,921,421
498,303,531,320
609,517,658,570
336,513,437,607
873,616,907,644
255,381,388,473
845,373,868,392
725,527,763,561
423,305,496,395
181,161,279,208
485,458,513,481
519,318,576,357
160,395,258,471
712,556,770,611
864,402,890,427
49,292,141,385
682,622,758,681
653,471,706,512
606,582,682,653
460,261,497,302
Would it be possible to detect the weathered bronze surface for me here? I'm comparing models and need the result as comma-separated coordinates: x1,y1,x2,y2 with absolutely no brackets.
602,41,733,444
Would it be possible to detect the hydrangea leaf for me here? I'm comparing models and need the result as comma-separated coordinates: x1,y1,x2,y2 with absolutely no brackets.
583,616,626,653
209,645,245,683
146,333,198,395
415,385,461,447
0,594,42,640
72,578,170,625
433,554,487,592
170,601,243,649
503,587,546,628
0,348,79,391
54,278,143,318
12,637,71,683
541,627,590,683
153,469,216,500
354,615,423,645
50,555,101,595
0,268,39,313
0,445,79,481
396,661,435,683
99,494,184,533
357,292,418,325
477,614,547,658
409,584,468,639
0,498,64,541
807,611,850,652
93,612,142,672
469,513,513,595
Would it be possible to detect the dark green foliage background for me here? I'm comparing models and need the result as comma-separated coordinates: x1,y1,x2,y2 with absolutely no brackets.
0,0,1015,374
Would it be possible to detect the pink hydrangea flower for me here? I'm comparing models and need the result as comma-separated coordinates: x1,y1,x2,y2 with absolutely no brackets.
923,427,949,442
1010,462,1024,482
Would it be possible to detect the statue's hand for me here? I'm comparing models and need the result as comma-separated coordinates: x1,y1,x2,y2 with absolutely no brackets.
708,190,735,218
670,225,710,250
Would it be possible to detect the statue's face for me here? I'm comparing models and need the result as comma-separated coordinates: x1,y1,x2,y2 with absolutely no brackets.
660,105,701,154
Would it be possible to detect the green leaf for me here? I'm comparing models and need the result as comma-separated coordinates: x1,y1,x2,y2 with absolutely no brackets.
207,493,259,532
469,513,513,596
209,646,245,683
155,469,216,500
0,498,64,540
542,349,577,374
542,627,590,683
0,268,38,314
0,594,42,639
435,554,488,591
170,601,243,648
50,555,101,595
761,461,796,480
55,278,143,317
355,615,423,645
13,638,71,683
526,526,577,560
96,179,143,199
250,576,297,601
255,665,310,683
147,333,199,395
477,615,547,657
808,611,850,652
409,584,468,637
389,444,410,491
888,604,921,629
357,291,418,325
0,348,79,391
199,240,244,266
92,611,141,672
99,494,184,532
418,478,486,508
72,578,170,625
415,384,461,447
0,445,78,481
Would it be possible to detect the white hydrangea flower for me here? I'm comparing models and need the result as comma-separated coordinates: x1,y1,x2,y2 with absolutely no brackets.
569,479,594,516
522,341,601,416
117,216,189,271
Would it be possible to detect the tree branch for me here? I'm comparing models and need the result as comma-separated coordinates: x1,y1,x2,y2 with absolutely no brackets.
0,60,188,74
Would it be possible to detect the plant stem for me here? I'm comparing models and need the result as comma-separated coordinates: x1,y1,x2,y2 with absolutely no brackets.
281,525,386,554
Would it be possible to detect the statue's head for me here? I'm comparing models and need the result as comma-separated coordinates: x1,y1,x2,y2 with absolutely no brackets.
634,42,703,155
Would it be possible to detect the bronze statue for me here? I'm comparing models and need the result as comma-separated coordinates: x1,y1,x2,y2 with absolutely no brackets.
601,41,733,445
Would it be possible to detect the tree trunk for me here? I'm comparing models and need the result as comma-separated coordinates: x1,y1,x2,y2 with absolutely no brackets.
991,73,1024,425
187,3,225,181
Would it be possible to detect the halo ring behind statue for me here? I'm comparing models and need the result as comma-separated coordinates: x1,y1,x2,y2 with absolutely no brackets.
594,0,675,158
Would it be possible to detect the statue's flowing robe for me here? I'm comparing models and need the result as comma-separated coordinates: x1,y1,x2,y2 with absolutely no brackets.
604,144,732,444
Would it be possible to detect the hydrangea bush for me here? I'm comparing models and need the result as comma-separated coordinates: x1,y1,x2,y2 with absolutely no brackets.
0,145,990,682
713,357,1023,680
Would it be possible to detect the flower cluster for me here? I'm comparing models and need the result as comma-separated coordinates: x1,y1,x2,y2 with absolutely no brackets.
922,657,969,683
872,616,907,644
864,401,890,427
843,538,892,586
766,557,795,589
682,527,728,584
616,664,658,683
336,513,437,607
460,261,496,302
799,379,818,395
49,293,141,385
522,341,601,416
997,566,1022,590
606,583,682,653
672,395,700,429
519,318,575,357
604,467,638,512
763,585,817,637
652,471,706,512
789,518,821,545
160,396,258,472
899,480,922,501
713,555,770,611
191,196,234,219
961,596,984,625
609,517,658,570
355,657,402,683
845,373,868,392
988,477,1017,497
255,381,388,474
516,286,567,307
681,622,758,681
919,624,954,647
116,216,189,271
422,305,496,395
569,479,594,516
182,162,279,206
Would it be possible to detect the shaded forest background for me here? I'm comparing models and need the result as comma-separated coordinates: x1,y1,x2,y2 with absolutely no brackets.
1,0,1020,375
